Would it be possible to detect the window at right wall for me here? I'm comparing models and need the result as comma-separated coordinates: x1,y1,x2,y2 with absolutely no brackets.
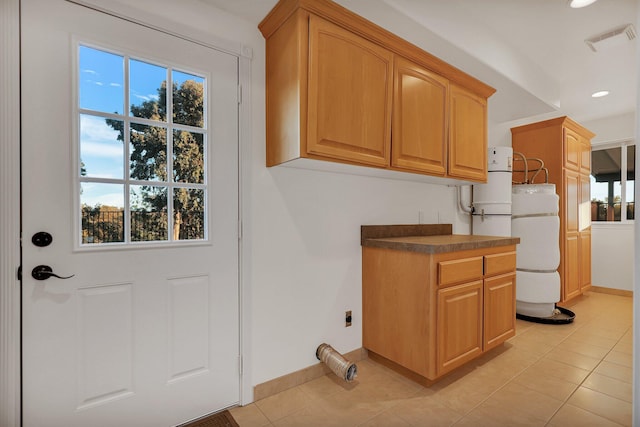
591,143,635,222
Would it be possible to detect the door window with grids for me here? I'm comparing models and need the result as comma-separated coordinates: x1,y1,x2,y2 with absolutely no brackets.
78,45,208,245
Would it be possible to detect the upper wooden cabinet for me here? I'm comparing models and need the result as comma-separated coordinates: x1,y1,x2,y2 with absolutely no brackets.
564,127,592,174
259,0,495,182
564,128,582,172
391,57,447,176
448,84,488,181
307,16,393,167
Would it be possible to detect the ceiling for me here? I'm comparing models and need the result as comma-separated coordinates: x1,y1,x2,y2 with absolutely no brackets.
201,0,637,125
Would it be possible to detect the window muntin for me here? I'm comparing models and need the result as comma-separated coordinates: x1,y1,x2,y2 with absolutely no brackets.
77,44,208,246
591,143,635,222
626,145,635,220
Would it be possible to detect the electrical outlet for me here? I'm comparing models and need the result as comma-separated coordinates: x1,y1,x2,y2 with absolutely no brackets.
345,310,352,327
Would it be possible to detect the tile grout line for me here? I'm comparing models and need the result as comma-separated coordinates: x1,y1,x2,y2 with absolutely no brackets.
352,386,425,427
541,315,606,425
453,315,600,426
543,323,633,426
448,321,575,426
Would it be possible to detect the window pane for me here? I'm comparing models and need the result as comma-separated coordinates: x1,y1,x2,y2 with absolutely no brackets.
591,147,621,221
129,59,167,121
627,145,635,220
130,124,167,181
81,183,124,244
173,129,204,183
80,114,123,179
79,46,124,114
173,188,205,240
130,185,168,241
173,71,204,127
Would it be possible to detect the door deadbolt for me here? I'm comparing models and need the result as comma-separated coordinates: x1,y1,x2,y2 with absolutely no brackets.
32,231,53,247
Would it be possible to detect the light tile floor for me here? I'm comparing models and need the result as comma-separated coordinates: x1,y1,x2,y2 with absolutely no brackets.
231,292,633,426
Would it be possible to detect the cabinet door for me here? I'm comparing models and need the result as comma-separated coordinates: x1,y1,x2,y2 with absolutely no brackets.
565,170,579,234
437,280,483,376
563,169,580,301
579,172,591,231
580,138,591,175
579,231,592,292
307,16,393,167
391,56,447,175
448,84,487,182
484,273,516,351
563,235,580,301
564,128,581,171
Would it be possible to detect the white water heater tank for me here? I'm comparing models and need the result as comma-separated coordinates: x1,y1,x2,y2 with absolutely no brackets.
472,147,513,236
487,146,513,172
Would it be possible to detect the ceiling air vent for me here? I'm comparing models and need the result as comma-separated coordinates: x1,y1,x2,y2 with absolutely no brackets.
585,24,637,52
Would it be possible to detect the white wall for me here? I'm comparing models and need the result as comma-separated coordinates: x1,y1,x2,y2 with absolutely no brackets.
251,166,464,384
590,224,634,292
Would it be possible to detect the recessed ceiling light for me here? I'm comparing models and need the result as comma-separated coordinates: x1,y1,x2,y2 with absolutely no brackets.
569,0,598,8
591,90,610,98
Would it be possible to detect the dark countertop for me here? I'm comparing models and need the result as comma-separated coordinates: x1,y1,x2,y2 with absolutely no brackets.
361,224,519,254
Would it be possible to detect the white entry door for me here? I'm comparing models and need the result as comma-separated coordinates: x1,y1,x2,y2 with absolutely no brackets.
21,1,240,426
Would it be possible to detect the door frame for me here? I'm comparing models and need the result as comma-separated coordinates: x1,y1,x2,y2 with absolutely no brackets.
0,0,22,425
0,1,254,425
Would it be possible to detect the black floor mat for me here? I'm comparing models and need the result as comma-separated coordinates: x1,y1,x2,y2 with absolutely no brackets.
178,410,239,427
516,305,575,324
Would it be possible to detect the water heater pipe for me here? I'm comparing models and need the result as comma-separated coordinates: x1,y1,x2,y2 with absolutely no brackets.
457,185,473,214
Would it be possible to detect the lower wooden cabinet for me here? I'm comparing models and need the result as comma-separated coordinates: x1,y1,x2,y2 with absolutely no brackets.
483,272,516,351
437,280,483,376
363,244,517,383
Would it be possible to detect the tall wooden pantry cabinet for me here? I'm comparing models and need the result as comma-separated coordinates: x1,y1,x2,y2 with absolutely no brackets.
511,116,595,303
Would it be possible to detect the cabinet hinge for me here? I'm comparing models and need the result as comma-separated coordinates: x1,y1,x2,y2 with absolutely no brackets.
237,84,242,105
17,265,22,281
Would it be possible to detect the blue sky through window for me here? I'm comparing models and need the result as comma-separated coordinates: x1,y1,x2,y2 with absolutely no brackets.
79,46,124,115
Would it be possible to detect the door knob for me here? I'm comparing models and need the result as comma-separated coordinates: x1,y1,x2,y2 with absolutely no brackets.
31,265,75,281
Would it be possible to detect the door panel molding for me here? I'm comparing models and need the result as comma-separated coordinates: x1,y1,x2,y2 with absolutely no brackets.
0,1,21,426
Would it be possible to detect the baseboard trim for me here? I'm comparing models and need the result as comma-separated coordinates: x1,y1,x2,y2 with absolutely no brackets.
590,286,633,298
253,347,367,402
